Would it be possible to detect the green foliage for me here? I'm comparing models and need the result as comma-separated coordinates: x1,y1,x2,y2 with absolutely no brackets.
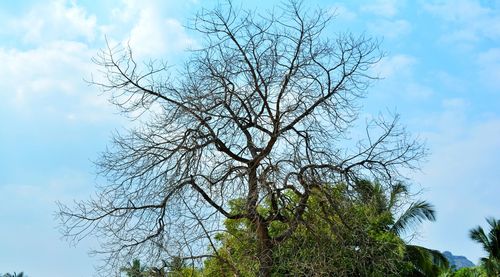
121,180,447,276
405,245,449,276
451,266,487,277
121,259,148,277
364,181,449,276
120,258,201,277
203,199,259,276
270,210,407,276
166,256,185,272
203,180,442,276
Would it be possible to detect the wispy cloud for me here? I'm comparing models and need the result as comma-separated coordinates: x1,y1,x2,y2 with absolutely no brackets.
413,105,500,261
404,83,434,100
106,0,196,58
360,0,410,39
369,54,436,102
0,0,196,122
329,3,357,21
128,8,195,58
361,0,403,17
0,170,98,276
0,41,116,122
367,19,411,39
422,0,500,47
11,0,97,44
476,48,500,89
373,54,417,78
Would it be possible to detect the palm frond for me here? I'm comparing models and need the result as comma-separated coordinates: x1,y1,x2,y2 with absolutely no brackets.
388,182,408,209
391,200,436,235
406,245,449,276
470,217,500,276
486,217,500,259
481,257,500,276
486,217,499,229
470,226,491,254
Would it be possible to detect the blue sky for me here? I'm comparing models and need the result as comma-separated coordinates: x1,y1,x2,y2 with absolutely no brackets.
1,0,499,276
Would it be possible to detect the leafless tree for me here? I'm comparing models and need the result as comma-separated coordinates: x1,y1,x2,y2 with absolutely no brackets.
57,1,425,276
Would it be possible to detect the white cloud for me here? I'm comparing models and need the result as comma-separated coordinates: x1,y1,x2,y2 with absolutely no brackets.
0,41,115,122
477,48,500,89
435,71,467,93
13,0,97,44
404,82,434,100
422,0,489,22
0,0,197,122
361,0,402,17
442,97,469,110
367,19,411,39
409,104,500,262
0,170,98,276
0,170,91,204
422,0,500,46
111,0,143,22
106,0,196,58
373,54,417,79
418,101,497,191
330,4,357,21
128,8,195,58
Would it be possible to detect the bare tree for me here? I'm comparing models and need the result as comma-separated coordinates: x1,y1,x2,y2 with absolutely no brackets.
57,1,425,276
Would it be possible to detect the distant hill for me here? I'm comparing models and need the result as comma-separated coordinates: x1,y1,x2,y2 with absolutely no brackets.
442,251,475,270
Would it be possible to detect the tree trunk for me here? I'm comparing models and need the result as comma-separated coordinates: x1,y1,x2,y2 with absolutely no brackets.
247,166,273,277
256,220,273,277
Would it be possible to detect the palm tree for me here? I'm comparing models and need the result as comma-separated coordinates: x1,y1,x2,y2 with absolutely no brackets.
355,180,436,235
404,244,450,276
356,180,449,276
470,217,500,276
120,259,148,277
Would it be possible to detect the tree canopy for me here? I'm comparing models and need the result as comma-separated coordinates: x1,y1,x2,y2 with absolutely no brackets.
203,180,447,276
57,1,426,275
